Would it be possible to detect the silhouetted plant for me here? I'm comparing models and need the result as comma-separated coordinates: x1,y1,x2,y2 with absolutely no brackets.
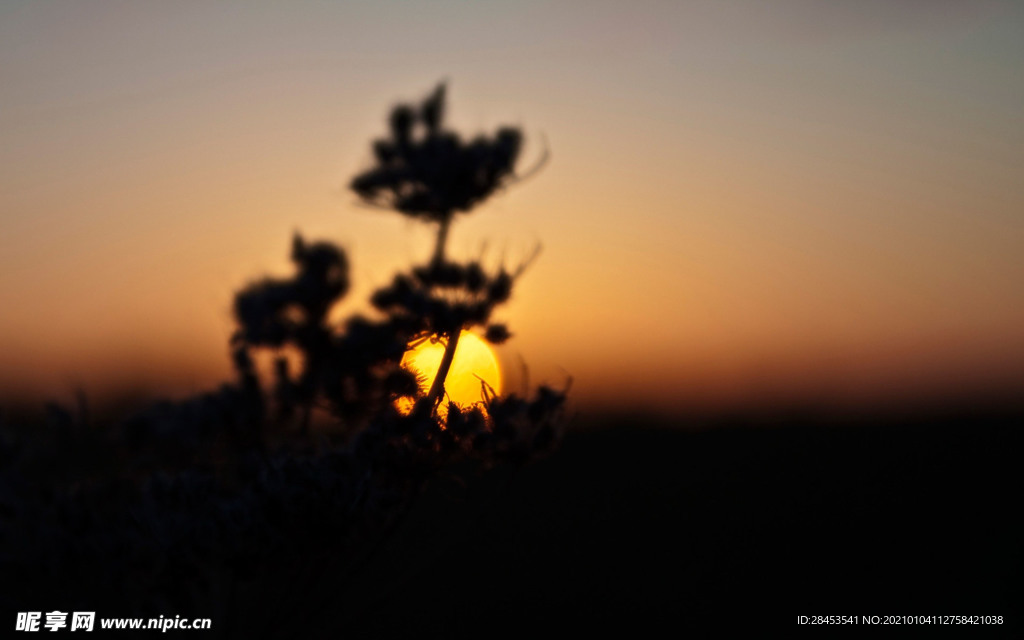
0,83,566,634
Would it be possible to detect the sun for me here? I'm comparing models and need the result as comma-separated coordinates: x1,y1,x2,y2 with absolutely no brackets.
397,330,502,416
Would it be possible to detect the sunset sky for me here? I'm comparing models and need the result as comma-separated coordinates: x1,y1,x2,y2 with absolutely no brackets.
2,1,1022,414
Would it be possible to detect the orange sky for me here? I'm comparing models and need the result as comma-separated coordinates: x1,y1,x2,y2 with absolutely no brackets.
2,1,1023,414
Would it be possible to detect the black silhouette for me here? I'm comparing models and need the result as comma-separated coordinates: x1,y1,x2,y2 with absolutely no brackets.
1,84,1020,637
0,83,566,636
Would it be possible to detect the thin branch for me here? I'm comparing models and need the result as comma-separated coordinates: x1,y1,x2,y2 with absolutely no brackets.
512,243,543,278
426,329,461,409
508,132,550,185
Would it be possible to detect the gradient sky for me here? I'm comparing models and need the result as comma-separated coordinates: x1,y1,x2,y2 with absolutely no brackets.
2,1,1023,414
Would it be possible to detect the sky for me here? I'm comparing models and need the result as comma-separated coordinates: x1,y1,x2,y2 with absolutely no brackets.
2,0,1023,415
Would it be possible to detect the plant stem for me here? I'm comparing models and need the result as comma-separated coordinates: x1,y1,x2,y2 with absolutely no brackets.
426,212,458,411
426,330,460,409
432,216,451,265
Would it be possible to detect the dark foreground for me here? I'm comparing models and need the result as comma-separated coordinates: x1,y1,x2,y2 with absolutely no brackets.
342,412,1022,634
4,410,1021,636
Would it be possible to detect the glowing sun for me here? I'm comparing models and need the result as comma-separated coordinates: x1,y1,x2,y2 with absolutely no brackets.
398,331,502,415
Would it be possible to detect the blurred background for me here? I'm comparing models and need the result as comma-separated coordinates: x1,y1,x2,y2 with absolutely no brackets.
2,0,1022,417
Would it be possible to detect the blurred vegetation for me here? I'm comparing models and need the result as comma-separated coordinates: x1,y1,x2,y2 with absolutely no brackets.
0,84,566,635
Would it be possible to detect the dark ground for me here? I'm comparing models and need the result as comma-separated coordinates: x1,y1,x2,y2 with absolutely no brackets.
338,410,1022,634
3,405,1021,635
